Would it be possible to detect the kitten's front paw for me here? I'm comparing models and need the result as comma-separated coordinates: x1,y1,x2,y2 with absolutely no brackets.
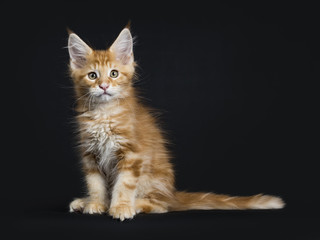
109,204,135,221
70,198,86,212
83,202,106,214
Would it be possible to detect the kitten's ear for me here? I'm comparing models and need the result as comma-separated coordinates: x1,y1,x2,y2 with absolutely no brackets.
110,28,133,65
68,33,92,70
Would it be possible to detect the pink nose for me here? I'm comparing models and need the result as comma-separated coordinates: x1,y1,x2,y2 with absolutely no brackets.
99,84,109,91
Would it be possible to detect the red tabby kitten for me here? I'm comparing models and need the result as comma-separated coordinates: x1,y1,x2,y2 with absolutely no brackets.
68,26,284,221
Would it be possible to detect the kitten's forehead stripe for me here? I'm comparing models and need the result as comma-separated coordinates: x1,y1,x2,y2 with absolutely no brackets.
90,50,113,66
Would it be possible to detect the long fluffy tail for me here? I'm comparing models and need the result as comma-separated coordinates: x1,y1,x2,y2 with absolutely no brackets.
169,191,285,211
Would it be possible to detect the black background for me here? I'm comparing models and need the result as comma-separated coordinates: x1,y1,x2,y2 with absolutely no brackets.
4,1,320,239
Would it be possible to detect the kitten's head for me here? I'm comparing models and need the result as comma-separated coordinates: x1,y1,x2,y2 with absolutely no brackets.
68,28,135,107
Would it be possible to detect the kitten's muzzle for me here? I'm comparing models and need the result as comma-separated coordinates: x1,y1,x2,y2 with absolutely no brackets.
99,83,109,92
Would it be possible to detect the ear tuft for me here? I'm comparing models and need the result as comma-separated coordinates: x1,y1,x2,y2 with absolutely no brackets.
110,28,134,65
125,20,132,29
66,27,73,35
68,33,92,70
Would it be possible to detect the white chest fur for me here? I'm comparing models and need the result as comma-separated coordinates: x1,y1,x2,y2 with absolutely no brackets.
80,114,120,173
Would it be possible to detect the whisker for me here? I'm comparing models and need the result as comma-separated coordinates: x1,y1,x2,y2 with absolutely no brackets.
72,92,91,110
83,93,92,111
56,83,88,90
75,92,91,102
89,95,94,111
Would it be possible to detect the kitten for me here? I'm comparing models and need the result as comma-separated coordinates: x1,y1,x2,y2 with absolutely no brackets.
67,26,284,221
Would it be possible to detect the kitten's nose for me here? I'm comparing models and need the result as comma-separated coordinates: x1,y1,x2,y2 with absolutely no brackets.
99,83,109,91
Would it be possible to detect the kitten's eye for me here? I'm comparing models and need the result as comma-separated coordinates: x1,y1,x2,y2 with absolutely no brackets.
88,72,98,80
110,70,119,78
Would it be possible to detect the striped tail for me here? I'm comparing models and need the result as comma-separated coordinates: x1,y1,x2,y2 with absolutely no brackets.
169,191,285,211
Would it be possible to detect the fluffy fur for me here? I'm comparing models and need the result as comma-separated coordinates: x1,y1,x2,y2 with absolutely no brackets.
67,27,285,221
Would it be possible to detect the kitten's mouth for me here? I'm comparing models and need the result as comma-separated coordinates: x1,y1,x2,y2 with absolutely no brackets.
94,91,112,102
97,92,112,102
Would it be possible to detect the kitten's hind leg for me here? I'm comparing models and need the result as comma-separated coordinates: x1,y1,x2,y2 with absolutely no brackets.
70,197,107,214
69,198,88,213
135,198,168,214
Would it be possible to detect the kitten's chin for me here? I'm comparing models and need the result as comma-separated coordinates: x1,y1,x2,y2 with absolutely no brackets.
96,94,113,103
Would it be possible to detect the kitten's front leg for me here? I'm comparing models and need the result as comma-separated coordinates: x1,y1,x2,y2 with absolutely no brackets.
70,171,107,214
109,157,141,221
83,171,108,214
70,154,108,214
